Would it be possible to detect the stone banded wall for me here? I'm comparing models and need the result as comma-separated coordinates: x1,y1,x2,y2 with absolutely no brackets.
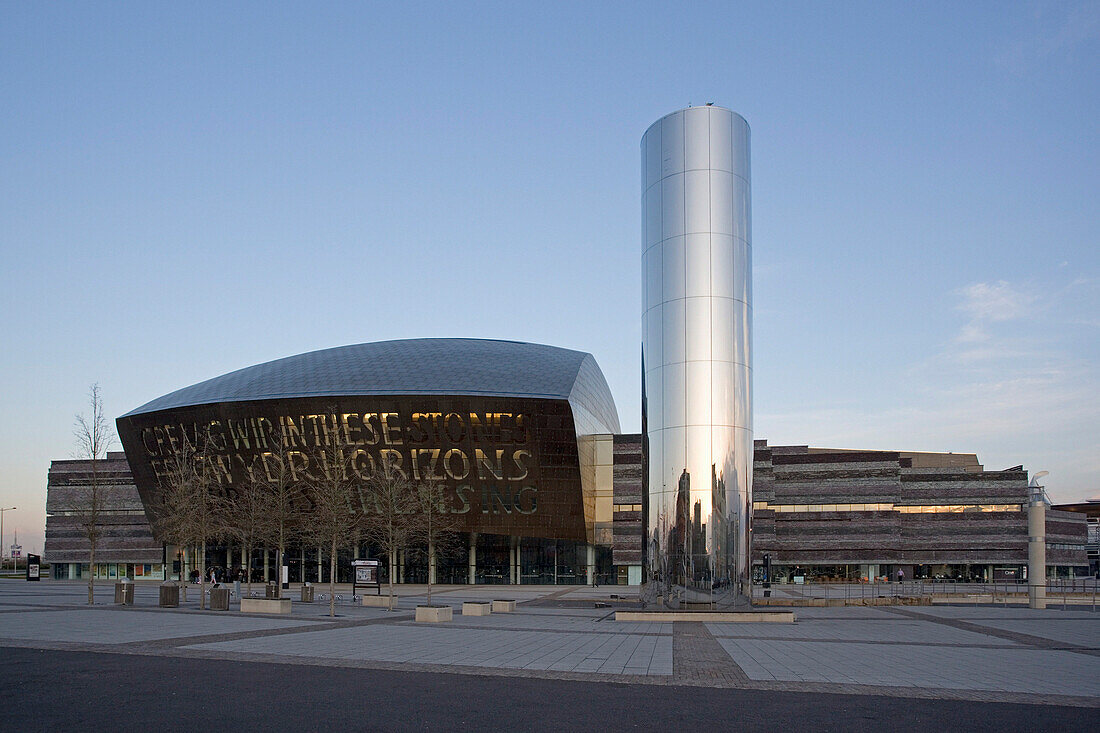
751,440,1087,567
44,452,162,564
611,434,643,566
1047,509,1090,566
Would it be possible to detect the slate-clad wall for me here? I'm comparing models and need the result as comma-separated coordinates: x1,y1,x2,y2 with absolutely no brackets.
44,452,163,564
612,434,643,565
747,440,1091,567
1047,509,1089,565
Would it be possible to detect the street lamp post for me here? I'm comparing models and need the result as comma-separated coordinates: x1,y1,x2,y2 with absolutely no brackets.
0,507,16,573
1028,472,1049,610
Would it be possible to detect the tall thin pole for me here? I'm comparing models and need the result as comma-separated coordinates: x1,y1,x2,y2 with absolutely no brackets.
0,508,16,572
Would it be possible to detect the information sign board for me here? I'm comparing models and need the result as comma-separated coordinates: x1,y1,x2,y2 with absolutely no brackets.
26,553,40,581
352,559,381,595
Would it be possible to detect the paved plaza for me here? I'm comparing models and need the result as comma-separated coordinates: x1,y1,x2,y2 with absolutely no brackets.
1,579,1097,715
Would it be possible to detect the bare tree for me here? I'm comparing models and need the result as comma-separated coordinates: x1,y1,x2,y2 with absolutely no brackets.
359,473,420,607
303,423,364,617
149,428,223,610
73,384,113,605
251,433,303,599
412,477,459,607
219,477,267,597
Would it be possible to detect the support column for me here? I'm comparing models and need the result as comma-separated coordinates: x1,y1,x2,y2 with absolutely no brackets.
468,533,477,585
587,544,595,586
389,552,398,586
510,536,518,585
263,548,270,582
317,546,323,583
1029,490,1047,609
226,545,232,568
397,550,405,583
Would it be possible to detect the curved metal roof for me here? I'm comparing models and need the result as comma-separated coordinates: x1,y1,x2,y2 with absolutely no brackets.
121,338,621,433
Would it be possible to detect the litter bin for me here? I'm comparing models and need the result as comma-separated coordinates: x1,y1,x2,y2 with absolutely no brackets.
210,586,230,611
159,583,180,607
114,580,134,606
301,584,314,603
265,582,280,599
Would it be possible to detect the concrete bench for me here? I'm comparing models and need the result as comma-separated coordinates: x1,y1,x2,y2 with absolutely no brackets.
415,605,453,622
362,595,398,609
462,602,493,616
491,599,516,612
241,598,292,614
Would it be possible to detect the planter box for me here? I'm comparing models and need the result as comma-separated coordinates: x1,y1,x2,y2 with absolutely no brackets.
114,582,134,605
462,601,492,616
159,584,180,608
210,587,230,611
241,598,292,615
415,605,453,623
491,600,516,613
362,595,398,609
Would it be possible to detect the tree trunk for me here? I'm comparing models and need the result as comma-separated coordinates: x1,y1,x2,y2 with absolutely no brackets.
87,542,96,605
178,549,187,603
245,543,252,596
387,547,397,608
426,508,433,606
426,546,432,607
199,540,207,610
328,538,337,617
275,546,283,599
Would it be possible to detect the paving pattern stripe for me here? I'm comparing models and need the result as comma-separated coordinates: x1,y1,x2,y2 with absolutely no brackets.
4,639,1096,708
672,622,750,684
392,621,668,637
882,607,1100,657
708,635,1024,650
0,602,380,623
0,609,416,649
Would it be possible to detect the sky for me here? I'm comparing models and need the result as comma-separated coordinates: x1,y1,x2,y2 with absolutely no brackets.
1,2,1097,556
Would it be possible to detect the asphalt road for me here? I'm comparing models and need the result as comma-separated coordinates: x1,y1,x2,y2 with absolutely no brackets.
2,647,1094,732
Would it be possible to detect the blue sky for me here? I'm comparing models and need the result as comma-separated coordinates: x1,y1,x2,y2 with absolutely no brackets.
2,2,1097,554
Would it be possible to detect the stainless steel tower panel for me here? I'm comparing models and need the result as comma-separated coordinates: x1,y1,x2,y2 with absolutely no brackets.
641,106,752,608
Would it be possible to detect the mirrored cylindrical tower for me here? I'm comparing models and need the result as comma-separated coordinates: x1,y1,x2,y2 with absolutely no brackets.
641,105,752,608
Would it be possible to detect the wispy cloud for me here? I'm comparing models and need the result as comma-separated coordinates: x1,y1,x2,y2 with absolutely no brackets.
956,280,1035,322
759,275,1100,503
951,280,1035,358
996,2,1100,73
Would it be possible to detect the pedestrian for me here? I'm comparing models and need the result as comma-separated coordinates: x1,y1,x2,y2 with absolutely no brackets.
897,569,904,582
